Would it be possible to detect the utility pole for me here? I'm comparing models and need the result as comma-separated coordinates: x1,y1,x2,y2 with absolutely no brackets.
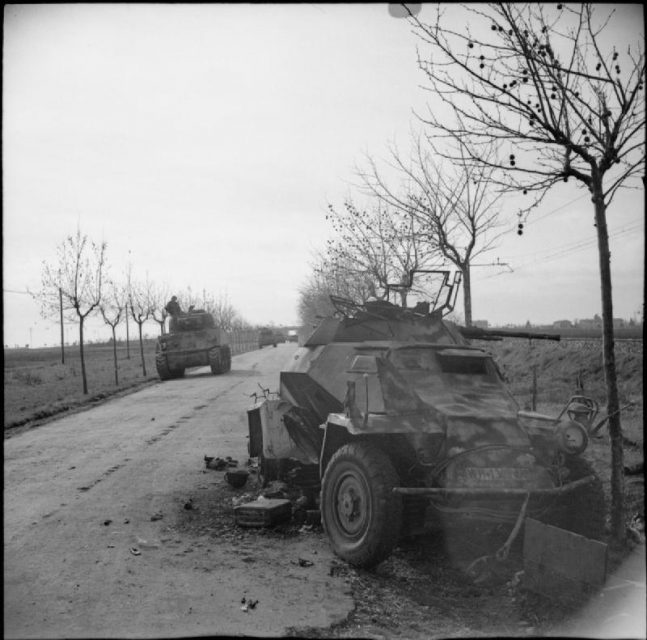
125,301,131,359
59,287,65,364
126,252,132,359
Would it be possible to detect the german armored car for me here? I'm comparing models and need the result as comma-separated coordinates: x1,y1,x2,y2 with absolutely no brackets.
155,309,231,380
247,270,605,568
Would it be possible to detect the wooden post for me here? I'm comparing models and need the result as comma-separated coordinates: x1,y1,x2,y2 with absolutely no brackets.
532,364,537,411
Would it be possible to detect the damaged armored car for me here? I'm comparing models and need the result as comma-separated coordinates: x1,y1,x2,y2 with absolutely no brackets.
247,270,605,567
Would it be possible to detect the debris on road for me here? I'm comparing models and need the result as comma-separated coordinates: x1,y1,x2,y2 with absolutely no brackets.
150,511,164,521
129,547,141,556
204,455,239,471
225,469,249,488
240,597,258,612
204,456,228,471
294,558,314,568
261,480,289,499
103,519,112,526
234,498,292,527
231,493,256,508
184,499,195,510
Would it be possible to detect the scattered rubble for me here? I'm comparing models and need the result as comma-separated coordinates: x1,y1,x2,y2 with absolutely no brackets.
204,455,239,471
240,596,259,612
260,480,290,500
234,498,292,527
225,469,249,488
295,558,314,568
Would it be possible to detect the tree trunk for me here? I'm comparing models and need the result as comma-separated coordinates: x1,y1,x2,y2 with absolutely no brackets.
112,326,119,386
79,317,88,395
125,305,131,359
138,322,147,377
462,263,472,326
593,186,625,544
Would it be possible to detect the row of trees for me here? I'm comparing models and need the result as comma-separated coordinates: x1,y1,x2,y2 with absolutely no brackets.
299,4,644,544
37,228,250,393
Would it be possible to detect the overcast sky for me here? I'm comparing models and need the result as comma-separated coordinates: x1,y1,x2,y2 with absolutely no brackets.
3,3,644,348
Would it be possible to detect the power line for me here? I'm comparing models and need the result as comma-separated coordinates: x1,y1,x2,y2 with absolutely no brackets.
525,193,590,226
3,288,32,295
485,222,644,278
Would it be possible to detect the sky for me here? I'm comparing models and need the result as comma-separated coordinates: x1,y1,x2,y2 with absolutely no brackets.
3,3,645,348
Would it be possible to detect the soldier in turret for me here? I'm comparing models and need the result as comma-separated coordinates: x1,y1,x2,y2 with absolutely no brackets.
165,296,182,331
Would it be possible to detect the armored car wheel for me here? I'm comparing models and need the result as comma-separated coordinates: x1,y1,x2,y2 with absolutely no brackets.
321,442,403,568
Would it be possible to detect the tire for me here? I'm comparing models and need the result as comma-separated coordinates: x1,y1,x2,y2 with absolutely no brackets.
209,346,231,375
156,352,172,380
209,347,222,374
537,457,606,540
321,442,403,567
220,345,232,373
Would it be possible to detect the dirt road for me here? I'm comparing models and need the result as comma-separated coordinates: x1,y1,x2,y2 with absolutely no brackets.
4,344,353,639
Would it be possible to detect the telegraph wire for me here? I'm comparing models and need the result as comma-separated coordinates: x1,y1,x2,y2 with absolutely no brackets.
484,221,643,278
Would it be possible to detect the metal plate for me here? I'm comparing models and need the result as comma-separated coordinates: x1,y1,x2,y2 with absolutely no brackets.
523,517,607,603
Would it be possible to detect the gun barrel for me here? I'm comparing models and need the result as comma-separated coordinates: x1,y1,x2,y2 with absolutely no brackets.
459,326,561,342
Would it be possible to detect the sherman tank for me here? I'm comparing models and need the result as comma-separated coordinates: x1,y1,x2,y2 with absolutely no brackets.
155,309,231,380
247,270,605,568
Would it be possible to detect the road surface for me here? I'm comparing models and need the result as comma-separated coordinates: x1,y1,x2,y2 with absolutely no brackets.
4,344,353,639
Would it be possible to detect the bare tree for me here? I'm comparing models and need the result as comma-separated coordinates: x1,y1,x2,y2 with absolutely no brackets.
39,228,107,394
149,282,171,336
408,3,645,542
129,278,153,377
297,252,381,328
100,281,126,386
359,137,508,325
326,198,438,305
204,293,245,332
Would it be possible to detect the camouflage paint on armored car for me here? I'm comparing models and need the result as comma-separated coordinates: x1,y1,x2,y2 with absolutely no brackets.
247,271,604,568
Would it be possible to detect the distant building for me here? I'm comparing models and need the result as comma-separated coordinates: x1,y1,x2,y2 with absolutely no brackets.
473,320,489,328
553,320,573,329
576,315,626,330
577,315,602,329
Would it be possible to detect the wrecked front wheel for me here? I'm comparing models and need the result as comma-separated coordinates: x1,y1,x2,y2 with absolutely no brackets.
321,442,402,568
